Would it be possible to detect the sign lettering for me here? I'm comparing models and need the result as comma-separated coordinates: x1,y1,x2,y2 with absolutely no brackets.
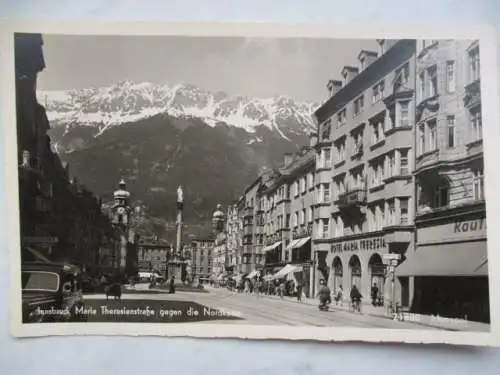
330,237,386,254
454,218,486,233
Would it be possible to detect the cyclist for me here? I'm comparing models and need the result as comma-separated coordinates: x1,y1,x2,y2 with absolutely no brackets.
317,279,331,309
350,284,362,312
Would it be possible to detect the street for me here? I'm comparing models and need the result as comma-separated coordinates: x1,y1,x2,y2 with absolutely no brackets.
80,287,442,329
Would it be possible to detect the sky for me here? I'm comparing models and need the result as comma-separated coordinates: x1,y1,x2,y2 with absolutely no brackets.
37,35,379,102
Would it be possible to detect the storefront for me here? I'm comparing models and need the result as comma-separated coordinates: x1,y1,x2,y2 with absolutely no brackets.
396,205,489,323
326,233,391,301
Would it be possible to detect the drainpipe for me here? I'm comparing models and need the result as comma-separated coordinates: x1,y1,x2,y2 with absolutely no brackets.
411,52,419,310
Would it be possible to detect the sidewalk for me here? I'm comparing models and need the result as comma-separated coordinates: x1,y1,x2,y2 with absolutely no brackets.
214,288,489,332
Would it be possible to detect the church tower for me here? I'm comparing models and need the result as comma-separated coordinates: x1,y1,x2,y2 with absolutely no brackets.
112,178,131,274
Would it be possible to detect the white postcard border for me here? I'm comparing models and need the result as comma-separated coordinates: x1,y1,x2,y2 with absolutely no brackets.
1,21,499,346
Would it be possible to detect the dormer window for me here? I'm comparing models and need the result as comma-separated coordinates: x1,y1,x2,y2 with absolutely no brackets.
377,39,386,55
360,56,366,71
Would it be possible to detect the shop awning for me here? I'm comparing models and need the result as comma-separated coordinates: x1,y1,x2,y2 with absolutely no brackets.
395,241,488,277
263,241,282,252
285,239,300,250
271,264,303,280
246,270,260,279
292,237,311,249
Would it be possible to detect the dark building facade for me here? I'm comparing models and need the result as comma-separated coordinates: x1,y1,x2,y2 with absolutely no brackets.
15,33,117,275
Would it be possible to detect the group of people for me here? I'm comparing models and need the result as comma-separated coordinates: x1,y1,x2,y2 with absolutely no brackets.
317,279,363,311
226,276,306,300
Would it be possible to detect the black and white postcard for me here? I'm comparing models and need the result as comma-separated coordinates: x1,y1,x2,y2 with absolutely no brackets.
1,21,499,346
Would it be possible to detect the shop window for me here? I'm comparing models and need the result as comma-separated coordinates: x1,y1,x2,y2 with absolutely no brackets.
434,179,449,208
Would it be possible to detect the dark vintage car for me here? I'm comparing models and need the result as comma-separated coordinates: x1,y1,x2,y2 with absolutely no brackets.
22,262,87,323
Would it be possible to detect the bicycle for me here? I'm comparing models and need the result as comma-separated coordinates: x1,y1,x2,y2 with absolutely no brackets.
350,299,362,313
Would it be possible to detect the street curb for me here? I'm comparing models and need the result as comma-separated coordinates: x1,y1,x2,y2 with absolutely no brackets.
213,289,487,331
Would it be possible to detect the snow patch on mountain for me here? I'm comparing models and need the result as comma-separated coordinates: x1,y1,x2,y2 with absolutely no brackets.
37,81,318,139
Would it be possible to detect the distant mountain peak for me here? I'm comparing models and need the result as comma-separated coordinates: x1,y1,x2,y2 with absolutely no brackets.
37,81,318,140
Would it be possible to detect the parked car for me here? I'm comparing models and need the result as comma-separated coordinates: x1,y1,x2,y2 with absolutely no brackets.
21,262,87,323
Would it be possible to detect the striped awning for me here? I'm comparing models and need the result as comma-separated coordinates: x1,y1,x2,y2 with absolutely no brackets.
285,239,300,250
263,241,282,252
292,237,311,249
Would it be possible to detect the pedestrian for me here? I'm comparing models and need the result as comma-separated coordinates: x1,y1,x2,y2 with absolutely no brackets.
279,280,285,299
371,283,379,306
335,284,344,306
296,281,303,302
169,276,176,294
255,277,262,298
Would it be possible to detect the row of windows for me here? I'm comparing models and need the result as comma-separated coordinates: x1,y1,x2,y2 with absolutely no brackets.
416,107,482,156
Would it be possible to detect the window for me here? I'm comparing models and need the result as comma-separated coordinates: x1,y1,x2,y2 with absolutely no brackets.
323,148,332,168
434,179,449,208
372,80,385,103
354,95,364,115
473,168,484,201
322,183,331,202
469,45,480,82
400,150,409,175
293,212,298,228
418,123,425,155
321,120,331,141
394,63,410,91
334,216,344,237
400,198,409,225
427,65,438,97
418,71,425,102
360,56,366,70
387,200,396,226
370,159,384,187
321,219,330,239
447,116,456,148
301,177,306,194
307,208,313,222
428,119,437,152
294,181,299,197
471,107,482,141
307,173,314,189
399,101,410,127
299,210,304,225
446,61,455,92
372,120,384,144
337,109,347,126
334,140,346,163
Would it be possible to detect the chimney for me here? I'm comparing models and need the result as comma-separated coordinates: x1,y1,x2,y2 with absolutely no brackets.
358,50,378,71
309,132,318,148
327,79,342,96
283,153,294,167
341,66,359,85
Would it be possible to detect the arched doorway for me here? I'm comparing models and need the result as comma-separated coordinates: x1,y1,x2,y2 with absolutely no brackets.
349,255,362,290
368,253,385,302
332,257,343,292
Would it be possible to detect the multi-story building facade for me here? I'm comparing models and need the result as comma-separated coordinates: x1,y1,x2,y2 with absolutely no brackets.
396,39,488,322
262,145,317,296
137,236,171,274
16,33,117,276
226,200,244,273
190,237,214,281
240,175,267,274
313,39,417,302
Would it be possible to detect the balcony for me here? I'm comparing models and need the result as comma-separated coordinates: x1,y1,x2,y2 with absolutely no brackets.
463,79,481,109
336,188,367,208
292,223,313,239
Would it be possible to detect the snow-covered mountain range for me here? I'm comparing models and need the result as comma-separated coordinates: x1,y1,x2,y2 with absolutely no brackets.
37,80,319,140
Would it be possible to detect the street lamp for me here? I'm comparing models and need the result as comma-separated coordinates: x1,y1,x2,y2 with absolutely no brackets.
382,253,401,316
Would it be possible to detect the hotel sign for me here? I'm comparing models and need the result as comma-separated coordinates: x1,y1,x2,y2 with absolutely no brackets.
331,236,386,254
